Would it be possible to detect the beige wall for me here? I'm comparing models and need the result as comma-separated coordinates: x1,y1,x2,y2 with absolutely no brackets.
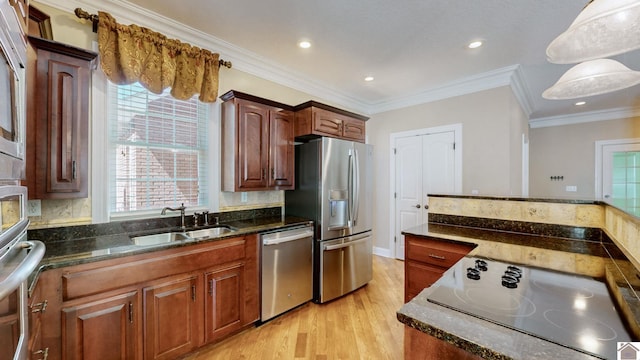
367,86,528,252
529,116,640,199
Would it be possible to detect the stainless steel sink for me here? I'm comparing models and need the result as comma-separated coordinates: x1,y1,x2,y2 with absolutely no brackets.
131,232,190,246
185,226,236,240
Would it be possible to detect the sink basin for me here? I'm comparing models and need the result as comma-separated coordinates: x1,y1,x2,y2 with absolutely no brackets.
131,232,190,246
186,226,236,240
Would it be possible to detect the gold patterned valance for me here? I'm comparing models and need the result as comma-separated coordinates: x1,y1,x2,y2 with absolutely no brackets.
96,11,220,102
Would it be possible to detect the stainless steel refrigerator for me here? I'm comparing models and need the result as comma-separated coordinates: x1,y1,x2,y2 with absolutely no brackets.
285,137,373,303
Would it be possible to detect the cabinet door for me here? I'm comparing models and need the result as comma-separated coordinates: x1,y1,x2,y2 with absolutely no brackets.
62,291,138,360
143,276,200,360
204,263,244,343
405,261,445,302
312,108,342,137
0,291,18,360
33,45,93,199
237,100,269,190
341,117,366,142
269,109,294,189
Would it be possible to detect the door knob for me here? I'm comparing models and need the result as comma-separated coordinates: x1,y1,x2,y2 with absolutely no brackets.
415,204,421,208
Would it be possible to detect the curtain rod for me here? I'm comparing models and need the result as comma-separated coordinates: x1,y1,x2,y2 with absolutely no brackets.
74,8,233,69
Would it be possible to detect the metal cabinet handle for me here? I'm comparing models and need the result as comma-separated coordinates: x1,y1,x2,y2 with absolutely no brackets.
128,302,133,324
31,300,48,313
428,253,446,260
208,279,214,296
191,285,196,302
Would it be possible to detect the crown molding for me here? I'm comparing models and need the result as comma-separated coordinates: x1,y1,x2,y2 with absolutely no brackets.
529,106,640,128
368,65,519,114
509,65,534,117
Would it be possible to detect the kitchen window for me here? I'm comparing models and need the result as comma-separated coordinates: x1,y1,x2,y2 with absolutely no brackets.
106,82,209,214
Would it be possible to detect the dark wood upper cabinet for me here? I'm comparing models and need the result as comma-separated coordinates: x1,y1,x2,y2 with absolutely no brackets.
221,91,294,191
25,36,97,199
293,101,368,143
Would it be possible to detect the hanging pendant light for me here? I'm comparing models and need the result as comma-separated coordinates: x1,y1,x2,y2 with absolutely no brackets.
546,0,640,64
542,59,640,99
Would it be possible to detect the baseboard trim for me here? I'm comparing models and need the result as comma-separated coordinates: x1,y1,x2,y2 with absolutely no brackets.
373,246,392,258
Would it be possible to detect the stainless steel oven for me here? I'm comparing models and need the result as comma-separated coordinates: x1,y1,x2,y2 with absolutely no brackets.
0,0,27,180
0,185,44,360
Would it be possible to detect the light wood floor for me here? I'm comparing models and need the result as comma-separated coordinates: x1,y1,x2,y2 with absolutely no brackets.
183,255,405,360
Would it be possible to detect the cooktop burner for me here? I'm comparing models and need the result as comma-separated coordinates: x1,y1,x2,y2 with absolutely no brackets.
427,257,631,359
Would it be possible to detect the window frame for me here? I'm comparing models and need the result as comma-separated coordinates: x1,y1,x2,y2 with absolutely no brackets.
91,59,220,223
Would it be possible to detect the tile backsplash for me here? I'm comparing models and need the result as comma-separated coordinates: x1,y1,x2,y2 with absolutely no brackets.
28,191,285,229
429,195,639,271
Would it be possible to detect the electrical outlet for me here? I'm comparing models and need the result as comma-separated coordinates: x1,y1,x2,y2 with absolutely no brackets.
241,192,248,203
565,185,577,192
27,200,41,217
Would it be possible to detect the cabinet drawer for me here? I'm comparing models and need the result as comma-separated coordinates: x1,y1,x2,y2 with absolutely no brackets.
405,261,444,302
406,237,472,268
63,237,246,300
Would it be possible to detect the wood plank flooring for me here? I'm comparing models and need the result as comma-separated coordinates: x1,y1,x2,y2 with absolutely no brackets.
183,255,405,360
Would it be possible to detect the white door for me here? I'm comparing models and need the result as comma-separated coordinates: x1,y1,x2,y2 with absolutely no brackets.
394,131,457,259
394,136,423,260
601,143,640,216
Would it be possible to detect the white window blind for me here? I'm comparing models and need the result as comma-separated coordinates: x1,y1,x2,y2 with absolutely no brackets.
107,82,209,214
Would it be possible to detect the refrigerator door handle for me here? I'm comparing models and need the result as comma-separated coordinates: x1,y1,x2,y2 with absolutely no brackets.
323,238,369,251
347,150,354,227
352,148,360,225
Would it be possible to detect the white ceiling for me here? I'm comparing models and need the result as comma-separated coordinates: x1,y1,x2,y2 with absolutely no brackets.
58,0,640,122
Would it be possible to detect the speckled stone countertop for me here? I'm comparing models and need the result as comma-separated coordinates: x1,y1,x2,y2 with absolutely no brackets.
397,219,640,360
27,207,311,292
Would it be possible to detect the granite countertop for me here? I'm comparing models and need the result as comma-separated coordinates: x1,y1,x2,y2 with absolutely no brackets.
28,214,312,292
398,222,640,360
398,286,600,360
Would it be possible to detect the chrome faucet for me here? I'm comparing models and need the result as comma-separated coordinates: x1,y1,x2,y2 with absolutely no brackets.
161,203,187,230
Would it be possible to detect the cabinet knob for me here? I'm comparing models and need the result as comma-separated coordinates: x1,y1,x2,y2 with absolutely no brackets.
415,204,421,209
424,204,429,209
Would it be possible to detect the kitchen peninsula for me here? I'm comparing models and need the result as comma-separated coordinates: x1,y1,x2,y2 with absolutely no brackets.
398,195,640,360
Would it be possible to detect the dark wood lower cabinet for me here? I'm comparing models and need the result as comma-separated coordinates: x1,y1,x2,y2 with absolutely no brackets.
0,290,24,360
205,263,244,343
143,276,200,360
38,235,259,360
62,291,138,360
404,234,475,302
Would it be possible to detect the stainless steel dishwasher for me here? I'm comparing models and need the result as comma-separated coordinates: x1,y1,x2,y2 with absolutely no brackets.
261,224,313,321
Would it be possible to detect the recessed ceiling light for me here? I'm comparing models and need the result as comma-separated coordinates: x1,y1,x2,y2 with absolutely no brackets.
364,76,374,82
299,41,311,49
575,101,586,106
468,41,483,49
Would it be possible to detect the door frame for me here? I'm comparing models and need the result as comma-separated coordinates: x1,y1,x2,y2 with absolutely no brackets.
389,124,463,259
595,138,640,198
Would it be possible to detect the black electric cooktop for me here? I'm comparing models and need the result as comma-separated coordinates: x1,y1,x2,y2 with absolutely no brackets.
427,257,632,359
